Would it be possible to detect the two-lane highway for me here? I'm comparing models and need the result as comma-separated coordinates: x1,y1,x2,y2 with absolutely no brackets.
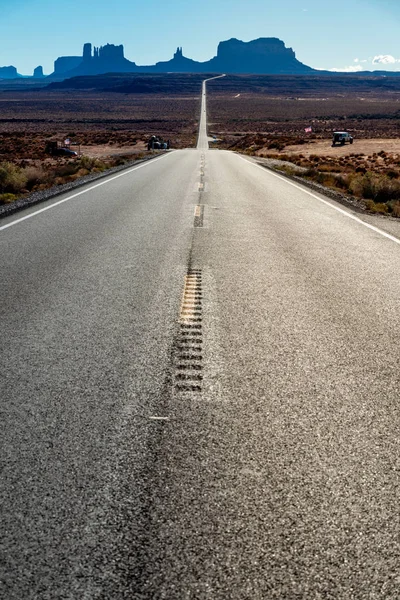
197,74,225,150
1,79,399,599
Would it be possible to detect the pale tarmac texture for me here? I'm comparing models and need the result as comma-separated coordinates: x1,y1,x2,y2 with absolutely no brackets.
143,149,400,598
1,80,399,598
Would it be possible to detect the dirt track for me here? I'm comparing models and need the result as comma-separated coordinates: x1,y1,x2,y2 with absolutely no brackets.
80,141,147,158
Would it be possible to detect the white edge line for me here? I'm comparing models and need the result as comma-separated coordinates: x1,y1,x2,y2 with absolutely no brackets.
236,154,400,246
0,153,172,232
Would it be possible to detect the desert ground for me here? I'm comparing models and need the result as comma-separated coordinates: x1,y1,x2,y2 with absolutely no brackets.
284,138,400,156
0,91,200,159
205,76,400,216
0,86,200,202
1,73,400,215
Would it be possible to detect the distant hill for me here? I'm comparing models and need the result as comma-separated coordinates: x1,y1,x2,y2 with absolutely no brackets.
46,72,400,96
46,73,210,94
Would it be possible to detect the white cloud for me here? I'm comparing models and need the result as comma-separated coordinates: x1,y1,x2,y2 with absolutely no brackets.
372,54,398,64
329,65,363,72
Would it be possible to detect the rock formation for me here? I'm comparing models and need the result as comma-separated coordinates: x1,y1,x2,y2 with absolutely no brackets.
146,47,201,73
83,43,92,62
49,43,137,78
0,66,20,79
46,37,316,80
33,66,44,78
53,55,83,75
6,37,400,81
203,38,313,74
142,38,313,74
99,44,124,61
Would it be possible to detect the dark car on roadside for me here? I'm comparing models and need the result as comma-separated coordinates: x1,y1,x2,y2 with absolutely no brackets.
332,131,353,146
55,147,78,157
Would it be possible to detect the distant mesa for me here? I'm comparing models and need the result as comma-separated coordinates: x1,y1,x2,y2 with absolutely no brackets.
205,38,314,74
33,66,45,78
50,43,137,78
4,37,399,82
0,65,21,79
47,37,314,80
53,55,83,75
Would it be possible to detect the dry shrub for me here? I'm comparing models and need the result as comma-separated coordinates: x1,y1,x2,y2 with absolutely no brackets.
318,163,341,173
0,193,18,204
333,173,351,190
54,163,79,178
79,155,97,170
317,173,337,187
74,168,90,178
349,172,400,202
274,164,298,176
24,166,46,191
364,200,389,214
0,162,27,193
392,202,400,218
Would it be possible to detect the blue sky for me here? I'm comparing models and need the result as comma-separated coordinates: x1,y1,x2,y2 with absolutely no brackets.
1,0,400,75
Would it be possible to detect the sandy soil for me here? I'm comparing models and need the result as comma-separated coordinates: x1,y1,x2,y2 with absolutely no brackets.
283,138,400,158
79,141,147,158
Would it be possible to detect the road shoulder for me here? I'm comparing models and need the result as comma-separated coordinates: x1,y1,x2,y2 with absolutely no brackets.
245,153,400,242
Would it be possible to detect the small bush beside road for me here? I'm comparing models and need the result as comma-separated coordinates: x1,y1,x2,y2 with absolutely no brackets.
0,155,146,205
257,151,400,217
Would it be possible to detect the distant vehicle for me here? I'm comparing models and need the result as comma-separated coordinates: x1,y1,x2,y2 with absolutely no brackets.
332,131,353,146
45,141,78,157
55,147,78,157
147,135,170,150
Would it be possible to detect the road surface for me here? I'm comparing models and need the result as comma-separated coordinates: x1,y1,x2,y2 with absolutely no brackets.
197,75,225,150
1,78,400,599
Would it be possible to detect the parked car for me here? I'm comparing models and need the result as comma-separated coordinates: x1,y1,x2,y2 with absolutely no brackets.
55,147,78,157
332,131,353,146
147,135,170,150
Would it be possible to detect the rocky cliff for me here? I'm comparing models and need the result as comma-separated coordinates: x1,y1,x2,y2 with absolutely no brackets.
204,38,313,74
50,43,137,78
0,66,20,79
33,66,44,78
54,56,83,75
139,39,313,74
47,37,314,79
146,47,203,73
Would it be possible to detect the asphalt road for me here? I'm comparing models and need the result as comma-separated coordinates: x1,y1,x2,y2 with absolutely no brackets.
197,74,225,150
1,80,400,599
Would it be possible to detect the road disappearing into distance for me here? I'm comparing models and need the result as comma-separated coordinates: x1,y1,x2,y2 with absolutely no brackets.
197,74,226,149
1,78,400,599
